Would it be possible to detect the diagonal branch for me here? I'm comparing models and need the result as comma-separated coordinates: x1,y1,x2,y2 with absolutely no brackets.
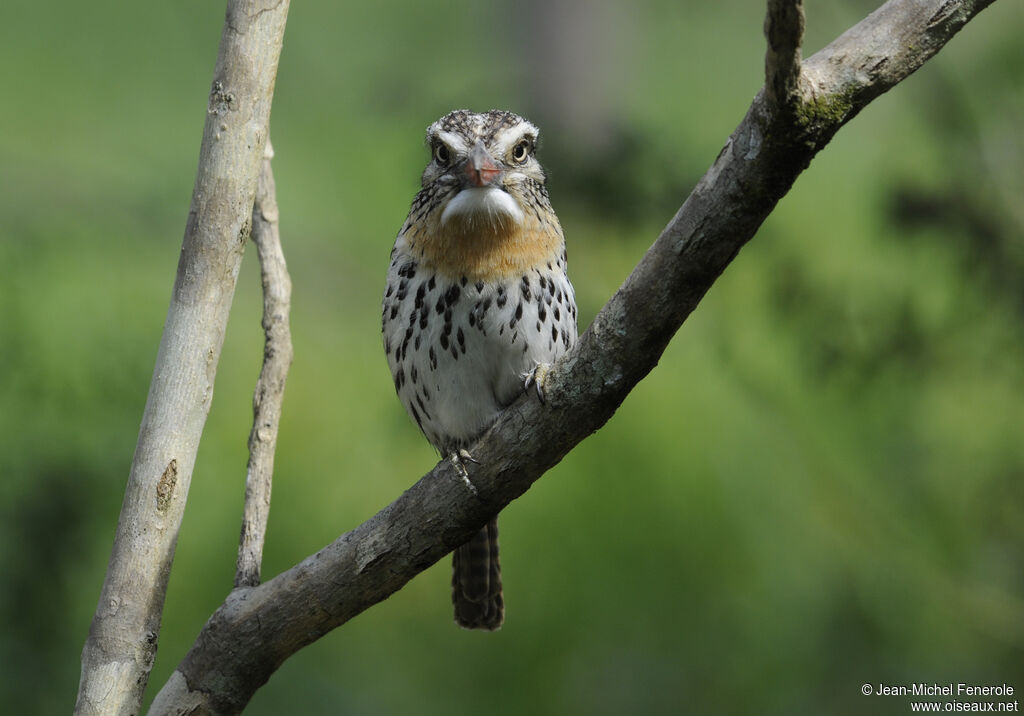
235,138,293,589
149,0,998,712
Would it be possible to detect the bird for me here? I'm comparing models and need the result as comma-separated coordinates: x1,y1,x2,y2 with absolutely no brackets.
382,109,577,630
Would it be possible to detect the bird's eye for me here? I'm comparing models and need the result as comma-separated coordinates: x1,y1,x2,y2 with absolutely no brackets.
512,139,531,164
434,143,451,165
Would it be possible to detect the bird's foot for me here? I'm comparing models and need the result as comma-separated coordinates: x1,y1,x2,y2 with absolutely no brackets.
523,362,553,405
449,448,480,495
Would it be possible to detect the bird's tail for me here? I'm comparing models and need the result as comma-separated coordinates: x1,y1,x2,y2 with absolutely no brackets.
452,518,503,630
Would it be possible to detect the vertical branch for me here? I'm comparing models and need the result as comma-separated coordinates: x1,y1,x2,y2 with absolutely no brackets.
74,2,290,715
765,0,805,111
236,139,293,588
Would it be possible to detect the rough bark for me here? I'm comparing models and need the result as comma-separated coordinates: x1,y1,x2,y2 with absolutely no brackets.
146,0,997,712
74,2,290,715
235,139,293,589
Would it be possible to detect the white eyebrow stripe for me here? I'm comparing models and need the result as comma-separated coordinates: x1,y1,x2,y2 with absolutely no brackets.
432,130,469,155
489,122,539,159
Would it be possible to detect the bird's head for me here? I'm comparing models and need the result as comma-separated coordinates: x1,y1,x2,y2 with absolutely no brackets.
401,109,562,282
421,109,545,234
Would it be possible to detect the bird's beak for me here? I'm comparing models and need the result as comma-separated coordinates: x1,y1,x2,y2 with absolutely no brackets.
463,140,501,188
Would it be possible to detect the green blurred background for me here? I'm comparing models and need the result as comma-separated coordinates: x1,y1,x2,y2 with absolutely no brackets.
2,0,1022,713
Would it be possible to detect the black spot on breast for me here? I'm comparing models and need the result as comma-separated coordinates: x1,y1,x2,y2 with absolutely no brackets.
385,283,394,298
521,276,531,301
411,365,418,384
396,367,405,389
428,275,436,291
475,280,484,292
415,282,426,309
538,306,547,323
496,285,507,308
400,326,413,358
419,311,428,330
429,346,437,370
416,394,431,420
445,284,461,307
457,327,465,353
389,305,398,320
397,280,408,301
435,296,445,314
554,306,560,321
460,275,468,287
440,333,449,350
552,325,559,342
398,262,416,279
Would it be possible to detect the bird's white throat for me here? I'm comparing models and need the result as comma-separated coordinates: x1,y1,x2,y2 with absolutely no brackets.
441,187,524,229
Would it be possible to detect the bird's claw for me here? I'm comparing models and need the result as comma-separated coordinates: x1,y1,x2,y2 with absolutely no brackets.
523,362,552,405
450,449,479,495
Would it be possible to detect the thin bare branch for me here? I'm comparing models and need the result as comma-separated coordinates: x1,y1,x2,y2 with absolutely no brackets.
74,2,290,714
765,0,805,110
235,139,293,588
149,0,998,711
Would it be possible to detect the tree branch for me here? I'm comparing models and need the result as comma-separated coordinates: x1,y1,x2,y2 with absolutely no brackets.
764,0,804,111
74,2,290,715
148,0,997,712
235,139,293,589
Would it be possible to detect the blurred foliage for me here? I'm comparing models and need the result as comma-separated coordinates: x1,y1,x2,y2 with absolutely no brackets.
1,1,1022,714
